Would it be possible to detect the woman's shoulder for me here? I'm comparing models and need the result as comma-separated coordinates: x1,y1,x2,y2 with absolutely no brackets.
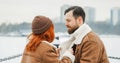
36,41,57,52
41,41,57,48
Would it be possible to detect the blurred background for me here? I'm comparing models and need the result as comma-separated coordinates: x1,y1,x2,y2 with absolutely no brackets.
0,0,120,63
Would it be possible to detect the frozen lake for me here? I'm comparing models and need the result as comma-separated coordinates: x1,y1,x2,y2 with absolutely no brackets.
0,35,120,63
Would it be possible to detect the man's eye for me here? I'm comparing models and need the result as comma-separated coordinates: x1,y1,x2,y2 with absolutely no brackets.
67,20,70,22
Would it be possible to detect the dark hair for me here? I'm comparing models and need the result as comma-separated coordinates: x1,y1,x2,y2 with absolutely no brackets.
64,6,85,23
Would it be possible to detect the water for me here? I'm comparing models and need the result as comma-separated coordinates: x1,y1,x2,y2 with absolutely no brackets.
100,35,120,63
0,36,27,63
0,35,120,63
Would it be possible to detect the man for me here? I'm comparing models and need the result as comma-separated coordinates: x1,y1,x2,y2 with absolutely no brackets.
59,6,109,63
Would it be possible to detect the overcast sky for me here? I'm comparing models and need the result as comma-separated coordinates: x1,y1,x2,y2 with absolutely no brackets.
0,0,120,24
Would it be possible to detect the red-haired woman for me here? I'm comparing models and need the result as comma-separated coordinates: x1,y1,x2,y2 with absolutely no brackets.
21,16,74,63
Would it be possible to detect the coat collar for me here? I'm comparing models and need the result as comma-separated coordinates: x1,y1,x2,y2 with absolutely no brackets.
59,23,92,53
71,23,92,44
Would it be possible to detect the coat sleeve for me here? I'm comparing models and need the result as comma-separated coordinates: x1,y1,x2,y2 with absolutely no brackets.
79,41,101,63
42,45,72,63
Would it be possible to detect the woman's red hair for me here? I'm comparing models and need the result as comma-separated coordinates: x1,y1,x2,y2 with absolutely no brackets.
26,24,54,52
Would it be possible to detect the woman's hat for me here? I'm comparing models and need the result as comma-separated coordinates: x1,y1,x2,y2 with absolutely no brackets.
32,16,52,34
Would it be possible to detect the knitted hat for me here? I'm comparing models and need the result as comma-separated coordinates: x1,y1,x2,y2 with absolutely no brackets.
32,16,52,34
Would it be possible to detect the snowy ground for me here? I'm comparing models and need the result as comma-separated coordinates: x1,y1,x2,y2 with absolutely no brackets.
0,35,120,63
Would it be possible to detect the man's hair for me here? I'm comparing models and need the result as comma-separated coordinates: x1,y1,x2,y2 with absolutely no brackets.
64,6,85,23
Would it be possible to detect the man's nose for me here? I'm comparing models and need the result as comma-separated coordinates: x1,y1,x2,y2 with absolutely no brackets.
65,22,68,26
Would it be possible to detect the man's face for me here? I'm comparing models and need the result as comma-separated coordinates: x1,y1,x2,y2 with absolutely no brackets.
65,11,79,34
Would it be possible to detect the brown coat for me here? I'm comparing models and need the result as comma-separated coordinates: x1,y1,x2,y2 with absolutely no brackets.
74,32,109,63
21,41,72,63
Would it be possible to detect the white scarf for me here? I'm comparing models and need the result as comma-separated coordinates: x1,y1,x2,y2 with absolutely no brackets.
60,23,92,58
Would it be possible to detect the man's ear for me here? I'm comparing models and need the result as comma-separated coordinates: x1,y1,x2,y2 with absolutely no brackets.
77,16,83,25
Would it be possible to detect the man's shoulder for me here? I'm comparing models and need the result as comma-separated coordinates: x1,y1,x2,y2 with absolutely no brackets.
82,31,101,43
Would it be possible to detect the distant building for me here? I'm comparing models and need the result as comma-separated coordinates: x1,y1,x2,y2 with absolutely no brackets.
111,7,120,26
84,7,96,23
60,5,71,23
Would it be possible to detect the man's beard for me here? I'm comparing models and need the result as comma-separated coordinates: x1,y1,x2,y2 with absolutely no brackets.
67,26,78,34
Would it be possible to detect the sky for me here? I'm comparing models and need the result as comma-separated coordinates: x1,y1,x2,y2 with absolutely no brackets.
0,0,120,24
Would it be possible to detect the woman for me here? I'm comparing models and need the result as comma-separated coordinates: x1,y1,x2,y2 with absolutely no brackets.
21,16,74,63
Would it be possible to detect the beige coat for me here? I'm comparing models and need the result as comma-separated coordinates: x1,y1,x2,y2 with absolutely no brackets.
74,32,109,63
21,41,73,63
60,24,109,63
